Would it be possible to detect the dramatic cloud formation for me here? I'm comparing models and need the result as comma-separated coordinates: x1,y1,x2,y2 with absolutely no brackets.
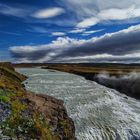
10,24,140,63
32,7,65,19
1,0,140,63
60,0,140,28
1,1,140,30
76,6,140,28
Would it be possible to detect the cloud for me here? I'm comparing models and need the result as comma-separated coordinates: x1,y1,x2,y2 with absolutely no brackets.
82,29,104,36
98,6,140,20
62,53,140,63
60,0,140,28
76,6,140,28
0,30,22,36
2,0,140,30
10,37,85,62
0,3,65,21
32,7,65,19
51,32,66,36
69,28,86,34
0,3,28,18
27,27,67,37
10,24,140,63
27,26,48,34
69,28,103,35
77,17,100,28
59,0,99,19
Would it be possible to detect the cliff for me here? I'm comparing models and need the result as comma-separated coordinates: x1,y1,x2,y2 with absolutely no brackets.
0,62,75,140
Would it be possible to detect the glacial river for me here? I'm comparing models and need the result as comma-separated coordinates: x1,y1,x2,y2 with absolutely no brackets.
18,68,140,140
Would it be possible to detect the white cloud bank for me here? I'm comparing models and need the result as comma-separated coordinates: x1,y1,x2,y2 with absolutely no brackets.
10,24,140,63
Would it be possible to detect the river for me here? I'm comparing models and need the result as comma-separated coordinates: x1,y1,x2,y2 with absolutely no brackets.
17,68,140,140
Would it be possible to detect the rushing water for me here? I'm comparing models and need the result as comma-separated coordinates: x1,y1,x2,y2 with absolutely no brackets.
18,68,140,140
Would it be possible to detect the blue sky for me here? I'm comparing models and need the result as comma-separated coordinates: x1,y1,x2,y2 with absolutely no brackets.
0,0,140,63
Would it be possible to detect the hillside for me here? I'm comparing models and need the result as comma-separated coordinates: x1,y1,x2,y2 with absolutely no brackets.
0,62,75,140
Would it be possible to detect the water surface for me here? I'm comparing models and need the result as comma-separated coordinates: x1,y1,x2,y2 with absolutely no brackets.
18,68,140,140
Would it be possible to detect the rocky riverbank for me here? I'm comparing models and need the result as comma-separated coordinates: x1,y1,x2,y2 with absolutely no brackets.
0,62,75,140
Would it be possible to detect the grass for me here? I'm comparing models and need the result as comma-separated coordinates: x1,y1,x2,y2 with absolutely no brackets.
0,88,61,139
33,113,60,140
59,120,72,138
0,89,15,102
44,64,140,76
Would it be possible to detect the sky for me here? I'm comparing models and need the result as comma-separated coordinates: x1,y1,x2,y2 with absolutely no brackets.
0,0,140,63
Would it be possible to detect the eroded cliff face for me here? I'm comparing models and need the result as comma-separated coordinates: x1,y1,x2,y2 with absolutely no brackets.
0,62,75,140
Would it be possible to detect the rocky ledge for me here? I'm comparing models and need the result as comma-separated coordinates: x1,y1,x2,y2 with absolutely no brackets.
0,62,75,140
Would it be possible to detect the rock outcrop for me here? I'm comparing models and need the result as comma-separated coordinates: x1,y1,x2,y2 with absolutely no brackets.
0,62,75,140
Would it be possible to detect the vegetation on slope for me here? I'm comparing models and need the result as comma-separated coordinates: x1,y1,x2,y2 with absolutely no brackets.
0,62,75,140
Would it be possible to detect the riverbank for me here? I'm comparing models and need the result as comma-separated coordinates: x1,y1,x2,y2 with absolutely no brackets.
40,63,140,99
0,62,75,140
